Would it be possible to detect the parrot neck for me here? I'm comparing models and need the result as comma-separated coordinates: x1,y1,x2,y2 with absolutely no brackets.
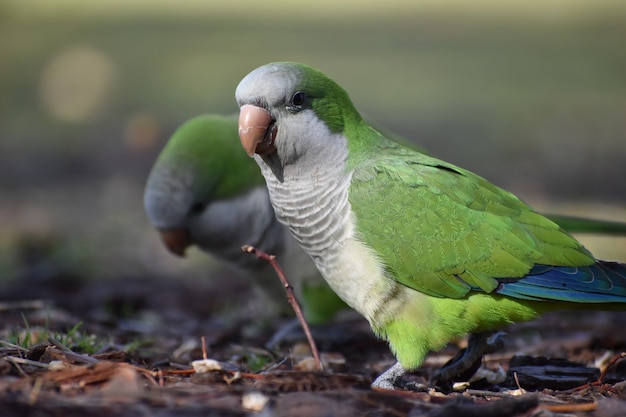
256,145,353,264
256,140,405,327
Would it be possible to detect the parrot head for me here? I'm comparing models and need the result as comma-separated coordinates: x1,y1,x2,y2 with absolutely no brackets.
236,62,366,169
144,114,264,257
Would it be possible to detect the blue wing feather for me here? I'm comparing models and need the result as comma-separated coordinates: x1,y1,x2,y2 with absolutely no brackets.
497,261,626,303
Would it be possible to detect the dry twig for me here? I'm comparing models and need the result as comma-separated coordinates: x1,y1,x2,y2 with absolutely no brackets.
47,337,99,364
594,351,626,385
242,244,323,371
573,351,626,392
540,402,598,413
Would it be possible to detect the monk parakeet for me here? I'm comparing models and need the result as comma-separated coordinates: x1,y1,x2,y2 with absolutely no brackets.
143,114,346,324
235,62,626,390
143,114,624,325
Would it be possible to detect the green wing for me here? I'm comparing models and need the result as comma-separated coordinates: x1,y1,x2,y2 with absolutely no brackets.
349,137,595,299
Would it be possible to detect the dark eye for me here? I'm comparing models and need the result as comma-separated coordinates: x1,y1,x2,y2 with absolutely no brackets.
189,201,206,215
291,91,306,107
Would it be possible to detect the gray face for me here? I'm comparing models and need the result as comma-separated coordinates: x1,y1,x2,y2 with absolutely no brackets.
235,63,303,111
236,63,348,178
236,64,353,272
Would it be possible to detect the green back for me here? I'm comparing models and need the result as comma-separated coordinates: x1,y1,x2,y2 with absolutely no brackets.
347,133,595,299
290,64,595,299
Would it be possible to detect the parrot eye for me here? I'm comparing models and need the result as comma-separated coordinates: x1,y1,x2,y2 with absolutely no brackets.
287,91,306,111
292,91,306,105
189,201,206,215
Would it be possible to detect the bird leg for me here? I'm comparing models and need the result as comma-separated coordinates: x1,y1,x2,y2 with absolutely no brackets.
371,332,506,391
371,361,409,390
429,331,506,392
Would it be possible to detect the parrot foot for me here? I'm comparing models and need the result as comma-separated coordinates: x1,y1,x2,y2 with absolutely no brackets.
371,362,428,391
429,331,506,392
371,362,408,390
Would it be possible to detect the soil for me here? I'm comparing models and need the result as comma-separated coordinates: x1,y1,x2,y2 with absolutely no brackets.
1,262,626,417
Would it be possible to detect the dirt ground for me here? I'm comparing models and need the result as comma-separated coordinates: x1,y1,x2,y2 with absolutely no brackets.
1,261,626,417
2,4,626,415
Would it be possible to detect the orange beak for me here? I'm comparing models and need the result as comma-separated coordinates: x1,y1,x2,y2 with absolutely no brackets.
158,229,192,257
238,104,277,157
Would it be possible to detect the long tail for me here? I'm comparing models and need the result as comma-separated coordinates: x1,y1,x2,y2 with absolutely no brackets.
497,261,626,303
546,214,626,235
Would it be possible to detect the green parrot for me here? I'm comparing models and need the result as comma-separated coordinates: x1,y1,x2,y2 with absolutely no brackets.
143,114,625,326
235,62,626,390
143,114,346,324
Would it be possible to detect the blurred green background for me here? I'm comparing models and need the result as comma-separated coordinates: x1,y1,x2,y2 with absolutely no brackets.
1,0,625,286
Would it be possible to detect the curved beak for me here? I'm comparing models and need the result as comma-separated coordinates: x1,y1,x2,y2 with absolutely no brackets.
158,229,192,257
238,104,277,157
